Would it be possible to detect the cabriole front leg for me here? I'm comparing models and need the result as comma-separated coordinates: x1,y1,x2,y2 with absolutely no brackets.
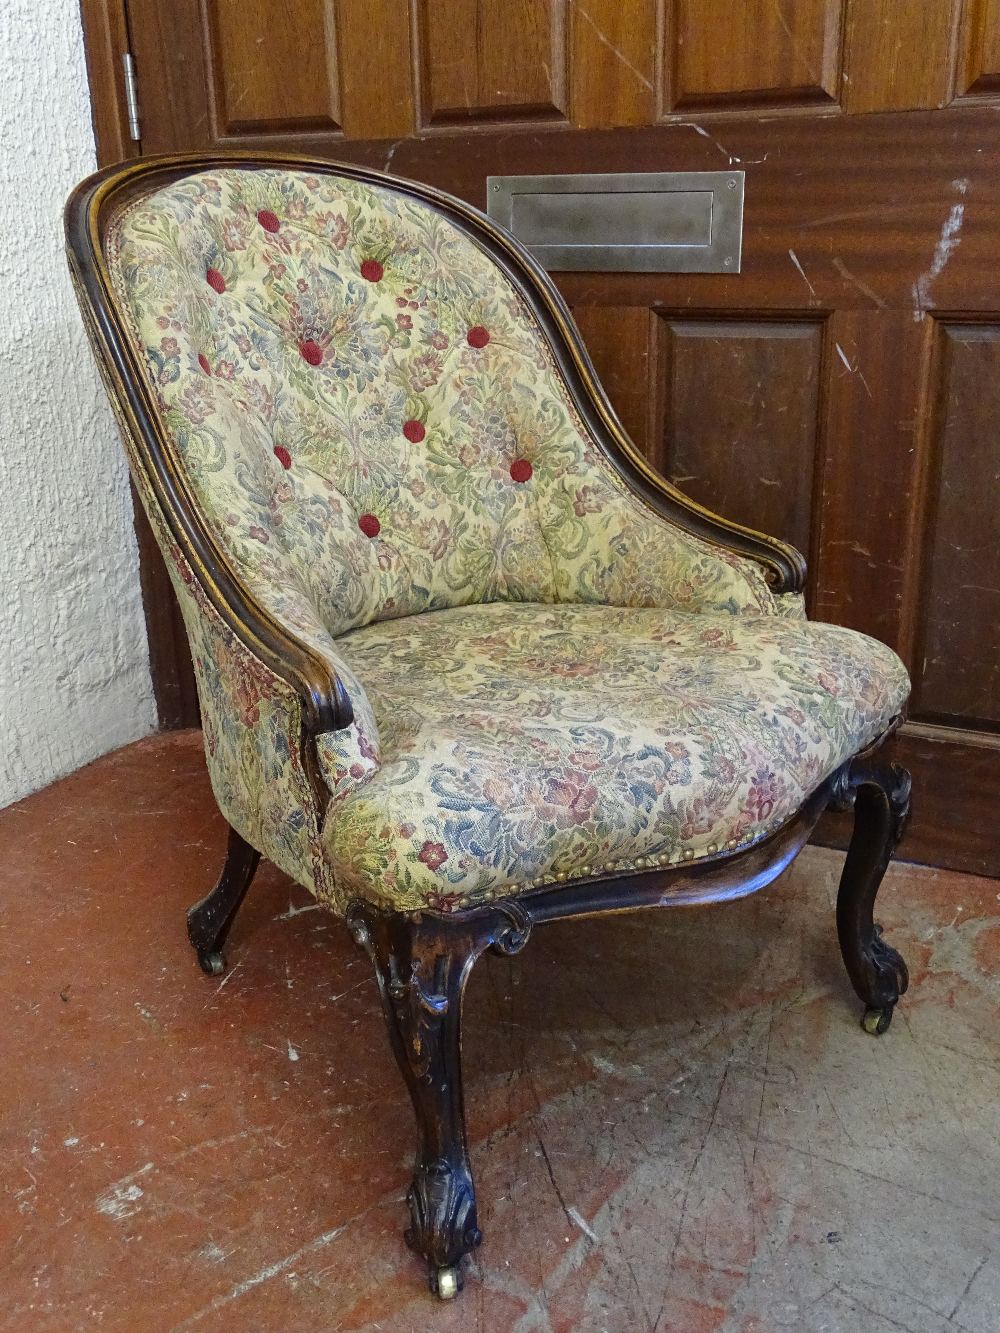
834,757,912,1035
346,900,530,1299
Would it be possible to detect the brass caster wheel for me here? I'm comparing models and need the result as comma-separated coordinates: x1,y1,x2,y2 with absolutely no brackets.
861,1005,892,1036
197,949,226,977
430,1266,461,1300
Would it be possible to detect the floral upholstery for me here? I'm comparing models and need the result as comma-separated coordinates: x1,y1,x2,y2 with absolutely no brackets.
101,443,338,898
324,603,908,912
103,165,910,914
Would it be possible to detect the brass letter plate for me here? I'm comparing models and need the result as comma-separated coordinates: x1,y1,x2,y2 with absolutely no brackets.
486,171,744,274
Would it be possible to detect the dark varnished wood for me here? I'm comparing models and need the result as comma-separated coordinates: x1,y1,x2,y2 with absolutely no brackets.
833,756,911,1035
655,317,822,559
812,309,933,650
889,727,999,877
186,825,261,975
78,2,199,726
336,2,415,140
96,0,992,151
125,0,216,154
915,323,1000,728
131,496,200,730
817,723,1000,879
296,109,997,315
345,898,532,1297
78,0,135,167
571,305,656,453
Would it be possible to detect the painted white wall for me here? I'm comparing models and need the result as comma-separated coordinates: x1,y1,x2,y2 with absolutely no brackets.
0,0,156,806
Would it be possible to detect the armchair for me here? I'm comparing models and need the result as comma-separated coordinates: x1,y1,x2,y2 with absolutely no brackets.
66,153,911,1300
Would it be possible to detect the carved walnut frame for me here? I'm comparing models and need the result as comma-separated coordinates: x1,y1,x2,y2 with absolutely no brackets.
66,152,910,1301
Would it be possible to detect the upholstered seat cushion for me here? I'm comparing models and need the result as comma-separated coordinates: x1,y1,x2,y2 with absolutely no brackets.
321,603,909,912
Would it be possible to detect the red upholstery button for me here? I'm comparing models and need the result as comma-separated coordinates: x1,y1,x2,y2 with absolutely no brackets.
467,325,490,348
360,259,384,282
299,339,323,365
197,353,211,375
402,419,426,442
358,513,381,538
273,446,292,469
257,209,280,233
510,458,533,483
205,267,225,293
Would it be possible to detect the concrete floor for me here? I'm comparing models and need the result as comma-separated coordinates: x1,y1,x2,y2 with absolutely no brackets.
1,732,998,1333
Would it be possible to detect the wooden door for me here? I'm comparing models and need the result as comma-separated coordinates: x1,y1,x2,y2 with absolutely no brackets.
80,0,1000,876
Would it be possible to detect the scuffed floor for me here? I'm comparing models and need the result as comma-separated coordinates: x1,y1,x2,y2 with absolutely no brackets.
1,731,998,1332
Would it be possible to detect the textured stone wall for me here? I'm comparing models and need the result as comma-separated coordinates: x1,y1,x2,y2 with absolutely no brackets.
0,1,155,806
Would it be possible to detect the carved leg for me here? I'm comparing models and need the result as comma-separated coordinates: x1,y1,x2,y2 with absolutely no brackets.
187,826,261,976
834,758,911,1035
347,900,530,1299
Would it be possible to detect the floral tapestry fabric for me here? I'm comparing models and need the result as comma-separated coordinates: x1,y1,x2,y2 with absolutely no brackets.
322,602,908,912
108,166,783,667
174,566,332,896
128,459,340,898
102,164,911,916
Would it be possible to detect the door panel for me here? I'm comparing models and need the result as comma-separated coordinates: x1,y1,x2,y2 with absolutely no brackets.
842,0,961,113
915,324,1000,728
417,0,567,124
208,0,342,135
337,6,415,139
667,0,844,110
121,0,1000,140
958,0,1000,98
84,0,1000,874
571,306,655,451
654,318,822,558
811,310,932,650
569,0,657,127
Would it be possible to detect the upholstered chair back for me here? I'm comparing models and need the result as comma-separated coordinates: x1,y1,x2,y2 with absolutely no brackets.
69,156,915,1303
108,167,784,646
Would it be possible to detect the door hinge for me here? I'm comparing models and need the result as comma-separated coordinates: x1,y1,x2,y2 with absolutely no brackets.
122,52,141,142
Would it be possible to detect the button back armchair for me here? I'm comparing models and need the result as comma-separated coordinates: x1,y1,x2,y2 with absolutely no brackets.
67,154,912,1300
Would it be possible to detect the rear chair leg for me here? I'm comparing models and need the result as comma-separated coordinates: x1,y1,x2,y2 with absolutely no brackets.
187,826,261,976
835,758,911,1035
347,900,530,1299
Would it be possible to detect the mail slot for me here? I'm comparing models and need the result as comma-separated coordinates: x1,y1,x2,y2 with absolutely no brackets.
487,171,744,274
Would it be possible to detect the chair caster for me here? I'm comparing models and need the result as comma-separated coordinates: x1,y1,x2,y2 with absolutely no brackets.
197,949,226,976
430,1265,461,1300
861,1005,893,1036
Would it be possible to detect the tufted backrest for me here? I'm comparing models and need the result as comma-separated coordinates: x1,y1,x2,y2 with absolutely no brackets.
107,166,775,642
